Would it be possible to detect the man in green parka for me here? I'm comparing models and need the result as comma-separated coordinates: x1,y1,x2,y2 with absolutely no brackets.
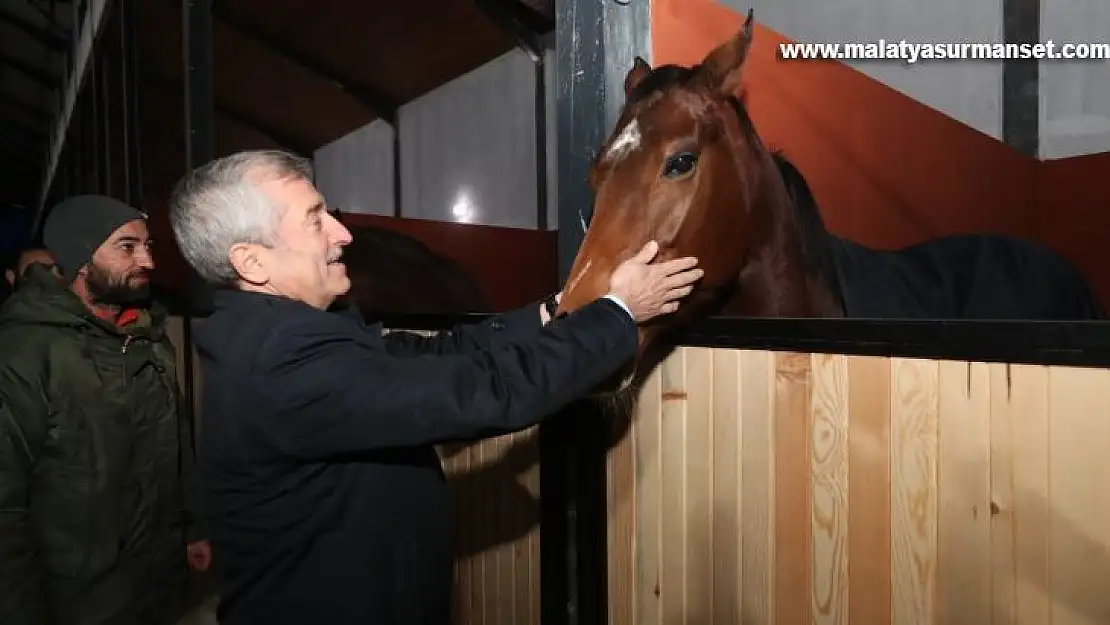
0,195,210,625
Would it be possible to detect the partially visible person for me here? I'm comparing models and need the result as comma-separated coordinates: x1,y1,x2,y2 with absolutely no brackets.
0,250,14,305
168,149,703,625
0,195,211,625
4,247,59,289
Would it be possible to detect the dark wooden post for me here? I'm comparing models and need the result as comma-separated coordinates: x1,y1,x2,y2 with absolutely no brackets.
541,1,650,624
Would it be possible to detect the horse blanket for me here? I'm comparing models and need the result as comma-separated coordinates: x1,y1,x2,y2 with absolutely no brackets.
823,233,1105,320
773,153,1104,320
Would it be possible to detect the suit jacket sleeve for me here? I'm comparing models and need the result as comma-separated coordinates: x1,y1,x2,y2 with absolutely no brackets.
253,298,635,460
0,363,50,625
380,300,544,358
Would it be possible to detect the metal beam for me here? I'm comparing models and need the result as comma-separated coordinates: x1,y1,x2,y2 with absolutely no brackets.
120,0,143,207
1003,0,1039,156
475,0,546,61
517,0,554,21
0,4,68,50
184,0,215,170
540,2,650,625
35,0,112,217
135,64,312,157
0,50,60,89
181,0,212,435
210,0,400,123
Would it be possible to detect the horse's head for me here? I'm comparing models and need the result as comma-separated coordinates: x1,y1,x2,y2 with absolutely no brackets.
555,9,779,390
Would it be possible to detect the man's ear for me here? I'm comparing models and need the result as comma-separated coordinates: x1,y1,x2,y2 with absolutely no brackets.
4,268,13,286
228,242,268,286
698,7,755,96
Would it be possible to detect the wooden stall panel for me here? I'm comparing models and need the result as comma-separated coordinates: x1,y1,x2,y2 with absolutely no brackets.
440,426,540,625
608,347,1110,625
391,329,542,625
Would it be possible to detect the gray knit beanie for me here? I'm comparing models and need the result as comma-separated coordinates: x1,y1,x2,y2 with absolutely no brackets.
43,195,148,279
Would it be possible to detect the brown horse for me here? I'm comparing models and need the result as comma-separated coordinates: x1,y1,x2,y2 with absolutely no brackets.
332,216,493,315
554,9,1103,389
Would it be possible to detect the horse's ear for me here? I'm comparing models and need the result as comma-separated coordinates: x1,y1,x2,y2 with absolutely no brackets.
699,7,755,96
624,56,652,97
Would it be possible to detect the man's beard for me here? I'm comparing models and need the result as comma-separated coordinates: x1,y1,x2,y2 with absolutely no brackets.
86,263,151,306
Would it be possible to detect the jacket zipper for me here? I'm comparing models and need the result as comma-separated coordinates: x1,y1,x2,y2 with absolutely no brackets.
121,335,133,354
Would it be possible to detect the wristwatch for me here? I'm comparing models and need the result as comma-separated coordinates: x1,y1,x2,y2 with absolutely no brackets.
543,293,560,319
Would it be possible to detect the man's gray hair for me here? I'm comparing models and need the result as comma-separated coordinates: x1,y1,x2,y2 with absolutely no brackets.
168,149,313,285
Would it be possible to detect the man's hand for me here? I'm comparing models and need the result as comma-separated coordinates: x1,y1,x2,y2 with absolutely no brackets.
186,540,212,572
609,240,702,323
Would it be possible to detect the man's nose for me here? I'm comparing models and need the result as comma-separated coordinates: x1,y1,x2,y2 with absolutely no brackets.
136,248,156,269
326,214,353,246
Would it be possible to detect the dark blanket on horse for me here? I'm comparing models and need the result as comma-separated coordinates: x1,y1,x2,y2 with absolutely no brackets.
823,233,1104,320
772,152,1103,321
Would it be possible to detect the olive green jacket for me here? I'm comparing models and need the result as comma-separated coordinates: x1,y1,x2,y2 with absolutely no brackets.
0,264,202,625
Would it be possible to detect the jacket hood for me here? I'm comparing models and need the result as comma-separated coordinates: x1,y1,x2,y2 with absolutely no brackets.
0,263,167,339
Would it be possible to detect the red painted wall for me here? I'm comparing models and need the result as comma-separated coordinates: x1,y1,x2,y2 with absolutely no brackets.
338,213,557,311
654,0,1110,309
146,206,557,313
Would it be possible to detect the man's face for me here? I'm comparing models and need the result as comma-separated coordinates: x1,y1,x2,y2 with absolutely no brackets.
83,219,155,306
249,175,353,309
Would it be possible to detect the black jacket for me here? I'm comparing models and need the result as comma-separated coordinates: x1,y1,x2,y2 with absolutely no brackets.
191,289,637,625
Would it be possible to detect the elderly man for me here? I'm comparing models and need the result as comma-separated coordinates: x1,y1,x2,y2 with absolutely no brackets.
168,149,702,625
0,196,210,625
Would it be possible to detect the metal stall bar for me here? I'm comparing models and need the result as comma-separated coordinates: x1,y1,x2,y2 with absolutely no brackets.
99,40,112,198
89,47,101,194
35,0,111,215
181,0,215,430
120,0,143,207
543,1,651,624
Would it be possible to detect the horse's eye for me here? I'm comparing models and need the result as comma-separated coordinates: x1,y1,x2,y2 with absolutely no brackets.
663,152,698,178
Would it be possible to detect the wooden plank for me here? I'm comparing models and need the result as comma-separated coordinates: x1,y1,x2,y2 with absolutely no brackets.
774,351,812,625
847,356,892,625
1047,365,1110,625
740,349,774,624
1008,365,1049,625
660,348,688,623
524,428,541,625
608,398,636,625
685,347,714,624
495,433,512,625
710,348,741,624
810,353,850,625
635,362,664,625
890,358,939,625
989,363,1016,625
936,361,992,624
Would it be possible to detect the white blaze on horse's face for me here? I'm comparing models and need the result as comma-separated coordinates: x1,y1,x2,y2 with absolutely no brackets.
605,118,642,162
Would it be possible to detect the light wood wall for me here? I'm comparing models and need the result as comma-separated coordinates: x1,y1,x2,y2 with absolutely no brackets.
440,428,541,625
607,346,1110,625
170,317,1110,625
